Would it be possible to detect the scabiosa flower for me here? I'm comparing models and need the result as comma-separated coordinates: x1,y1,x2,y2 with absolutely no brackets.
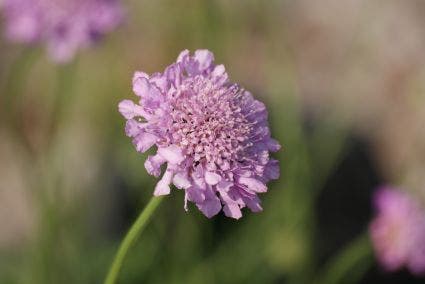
118,49,280,219
1,0,123,63
370,186,425,275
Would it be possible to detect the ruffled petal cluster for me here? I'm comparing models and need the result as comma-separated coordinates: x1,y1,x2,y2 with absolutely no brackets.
119,49,281,219
370,186,425,275
2,0,123,62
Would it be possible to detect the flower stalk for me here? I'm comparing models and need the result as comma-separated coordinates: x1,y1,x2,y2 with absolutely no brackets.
104,196,164,284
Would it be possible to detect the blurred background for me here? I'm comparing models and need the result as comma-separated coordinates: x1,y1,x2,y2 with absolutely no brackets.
1,0,425,283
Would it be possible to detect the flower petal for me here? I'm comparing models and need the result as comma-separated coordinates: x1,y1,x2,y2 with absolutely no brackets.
133,132,157,153
264,159,280,181
223,203,242,219
150,73,168,92
124,119,142,137
177,49,189,63
132,72,149,96
194,49,214,72
267,138,281,152
165,64,182,87
196,186,221,218
243,196,263,212
153,167,174,196
144,154,165,177
184,186,206,211
118,100,138,119
186,186,205,203
173,172,191,189
216,181,233,192
158,145,184,165
154,181,171,196
205,171,221,185
197,197,221,218
132,75,162,103
238,177,267,193
211,64,228,85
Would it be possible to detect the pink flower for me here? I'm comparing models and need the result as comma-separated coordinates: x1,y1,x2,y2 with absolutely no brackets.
118,49,281,219
370,186,425,275
2,0,123,63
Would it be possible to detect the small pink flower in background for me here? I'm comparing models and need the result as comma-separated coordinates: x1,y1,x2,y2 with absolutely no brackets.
2,0,123,63
118,49,280,219
370,186,425,275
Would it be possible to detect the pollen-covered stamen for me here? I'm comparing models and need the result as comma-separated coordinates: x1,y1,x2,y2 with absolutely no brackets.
169,77,252,168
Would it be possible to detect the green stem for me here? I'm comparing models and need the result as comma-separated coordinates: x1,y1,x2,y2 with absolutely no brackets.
315,232,373,284
104,196,164,284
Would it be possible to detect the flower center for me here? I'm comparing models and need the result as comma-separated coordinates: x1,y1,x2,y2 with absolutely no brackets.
169,77,252,169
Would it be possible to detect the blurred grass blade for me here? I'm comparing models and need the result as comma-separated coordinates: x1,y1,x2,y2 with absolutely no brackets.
315,232,373,284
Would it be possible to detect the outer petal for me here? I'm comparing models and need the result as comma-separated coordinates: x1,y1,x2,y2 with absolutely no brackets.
158,145,184,165
196,186,221,218
133,71,149,81
216,180,233,192
154,181,171,196
239,177,267,193
132,75,162,107
177,49,189,63
124,119,142,137
164,64,182,87
197,198,221,218
194,49,214,72
184,185,206,211
133,132,157,153
211,64,228,85
154,168,174,196
243,196,263,212
223,203,242,220
186,186,206,203
144,154,166,177
118,100,147,119
264,159,280,181
150,73,168,92
212,64,225,77
205,171,221,185
173,172,191,189
219,188,242,219
267,138,281,152
132,72,150,96
191,166,206,189
118,100,135,119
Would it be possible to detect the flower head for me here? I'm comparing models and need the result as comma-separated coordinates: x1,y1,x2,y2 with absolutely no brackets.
370,186,425,275
119,49,280,219
2,0,123,63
